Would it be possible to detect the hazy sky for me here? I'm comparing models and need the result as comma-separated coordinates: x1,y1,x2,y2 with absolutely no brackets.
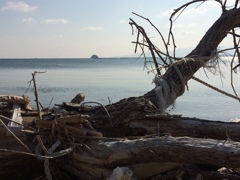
0,0,235,58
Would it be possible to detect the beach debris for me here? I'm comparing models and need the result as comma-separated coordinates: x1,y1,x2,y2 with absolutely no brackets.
6,103,24,137
0,95,32,110
8,104,23,127
107,166,133,180
70,93,85,104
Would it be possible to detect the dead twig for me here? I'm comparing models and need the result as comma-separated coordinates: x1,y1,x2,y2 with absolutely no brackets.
230,29,240,97
32,71,46,120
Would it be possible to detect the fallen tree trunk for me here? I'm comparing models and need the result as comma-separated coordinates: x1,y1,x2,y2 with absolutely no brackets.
87,97,240,142
2,104,240,179
128,115,240,141
66,135,240,179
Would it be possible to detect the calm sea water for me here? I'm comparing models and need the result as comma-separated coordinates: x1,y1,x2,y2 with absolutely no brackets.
0,58,240,121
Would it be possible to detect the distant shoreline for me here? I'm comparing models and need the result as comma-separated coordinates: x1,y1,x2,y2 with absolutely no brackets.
0,57,145,60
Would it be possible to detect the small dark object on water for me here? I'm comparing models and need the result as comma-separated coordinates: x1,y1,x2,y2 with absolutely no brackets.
91,54,99,59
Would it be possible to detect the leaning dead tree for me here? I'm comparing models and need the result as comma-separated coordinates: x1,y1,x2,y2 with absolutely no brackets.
129,0,240,113
88,0,240,131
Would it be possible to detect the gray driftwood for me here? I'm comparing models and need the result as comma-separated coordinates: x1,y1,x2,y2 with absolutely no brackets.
129,115,240,141
0,95,31,110
64,135,240,179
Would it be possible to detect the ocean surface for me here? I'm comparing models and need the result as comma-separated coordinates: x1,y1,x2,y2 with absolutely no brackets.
0,57,240,121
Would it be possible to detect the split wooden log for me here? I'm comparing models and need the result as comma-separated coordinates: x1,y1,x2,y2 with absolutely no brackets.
0,95,31,110
127,115,240,141
67,135,240,179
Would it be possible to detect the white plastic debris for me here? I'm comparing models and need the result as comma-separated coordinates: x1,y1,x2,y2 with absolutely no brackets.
107,166,133,180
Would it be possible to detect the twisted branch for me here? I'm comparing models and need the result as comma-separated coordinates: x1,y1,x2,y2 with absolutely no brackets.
130,0,240,111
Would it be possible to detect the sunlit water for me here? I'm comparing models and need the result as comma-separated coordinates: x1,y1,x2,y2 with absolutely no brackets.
0,58,240,121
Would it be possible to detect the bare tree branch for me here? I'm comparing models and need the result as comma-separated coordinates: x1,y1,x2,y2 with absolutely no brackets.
130,0,240,111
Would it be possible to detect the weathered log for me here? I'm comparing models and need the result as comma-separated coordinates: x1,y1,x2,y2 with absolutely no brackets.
0,95,31,110
128,162,180,179
89,97,240,142
163,165,240,180
0,95,29,105
68,136,240,179
0,136,44,179
128,115,240,141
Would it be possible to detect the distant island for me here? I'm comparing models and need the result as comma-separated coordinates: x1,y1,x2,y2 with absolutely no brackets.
91,54,99,59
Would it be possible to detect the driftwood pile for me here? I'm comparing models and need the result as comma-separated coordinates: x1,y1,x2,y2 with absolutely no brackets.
1,94,240,180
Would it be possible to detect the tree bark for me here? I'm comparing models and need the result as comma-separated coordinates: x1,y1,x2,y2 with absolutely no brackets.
128,115,240,141
0,95,30,109
67,136,240,179
144,8,240,109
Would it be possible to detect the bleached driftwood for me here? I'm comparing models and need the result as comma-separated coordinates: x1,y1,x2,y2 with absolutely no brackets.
64,135,240,179
0,95,31,110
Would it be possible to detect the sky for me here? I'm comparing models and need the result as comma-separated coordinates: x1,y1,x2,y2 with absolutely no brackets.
0,0,236,58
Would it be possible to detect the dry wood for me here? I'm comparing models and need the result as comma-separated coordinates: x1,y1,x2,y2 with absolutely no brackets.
131,6,240,110
0,115,24,127
61,102,81,110
32,72,42,120
64,135,240,179
0,95,31,109
128,162,180,180
57,114,83,124
90,97,240,141
128,115,240,141
63,125,103,138
74,136,240,167
37,114,83,128
61,164,94,179
68,161,112,179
